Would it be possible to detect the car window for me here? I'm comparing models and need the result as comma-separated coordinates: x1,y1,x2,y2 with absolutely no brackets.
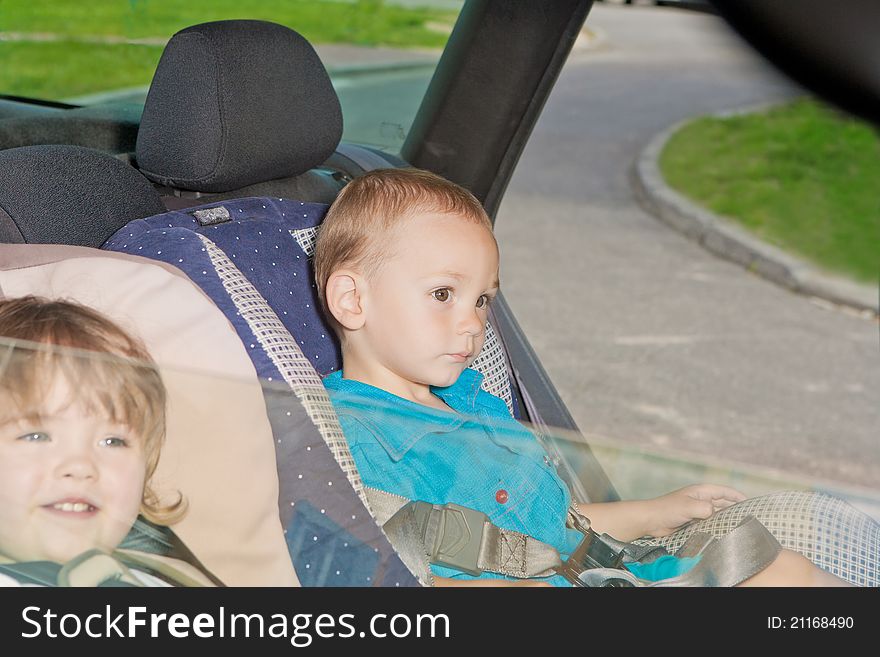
493,2,880,510
0,0,461,151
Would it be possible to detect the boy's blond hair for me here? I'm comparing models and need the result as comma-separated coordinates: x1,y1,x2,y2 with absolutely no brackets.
314,168,494,330
0,296,184,525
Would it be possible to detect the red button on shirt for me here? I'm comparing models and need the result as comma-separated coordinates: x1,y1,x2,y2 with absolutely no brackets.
495,489,509,504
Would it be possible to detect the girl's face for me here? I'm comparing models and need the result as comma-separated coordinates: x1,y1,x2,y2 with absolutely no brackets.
0,377,147,564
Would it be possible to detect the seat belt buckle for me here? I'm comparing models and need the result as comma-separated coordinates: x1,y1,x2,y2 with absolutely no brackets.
415,502,487,576
556,527,628,586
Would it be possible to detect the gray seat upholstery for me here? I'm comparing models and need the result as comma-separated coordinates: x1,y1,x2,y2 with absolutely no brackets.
0,144,165,246
135,20,349,209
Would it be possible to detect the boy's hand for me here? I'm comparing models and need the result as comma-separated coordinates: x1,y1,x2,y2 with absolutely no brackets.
643,484,746,538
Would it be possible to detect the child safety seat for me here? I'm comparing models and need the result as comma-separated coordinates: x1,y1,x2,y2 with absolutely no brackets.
104,198,424,587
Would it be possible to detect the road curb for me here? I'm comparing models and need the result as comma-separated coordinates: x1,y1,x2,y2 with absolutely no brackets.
632,109,879,316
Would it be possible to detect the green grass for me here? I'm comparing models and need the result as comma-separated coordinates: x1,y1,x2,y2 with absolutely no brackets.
660,99,880,284
0,0,456,99
0,0,456,46
0,42,164,99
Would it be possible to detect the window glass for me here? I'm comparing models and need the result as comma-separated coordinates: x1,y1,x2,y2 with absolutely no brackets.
0,0,462,150
494,3,880,506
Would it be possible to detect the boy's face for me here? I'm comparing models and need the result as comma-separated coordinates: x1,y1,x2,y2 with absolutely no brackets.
358,211,499,392
0,377,147,564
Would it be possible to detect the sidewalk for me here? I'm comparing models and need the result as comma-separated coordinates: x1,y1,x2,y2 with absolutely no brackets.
633,109,879,316
314,43,439,77
66,42,439,106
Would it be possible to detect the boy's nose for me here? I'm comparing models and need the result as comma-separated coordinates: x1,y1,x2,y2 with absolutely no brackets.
458,309,485,337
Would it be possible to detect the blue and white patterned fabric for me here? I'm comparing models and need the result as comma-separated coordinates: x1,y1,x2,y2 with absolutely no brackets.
103,197,418,587
105,197,339,380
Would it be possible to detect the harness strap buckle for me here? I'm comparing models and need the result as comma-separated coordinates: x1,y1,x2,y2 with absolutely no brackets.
412,502,488,576
556,526,629,586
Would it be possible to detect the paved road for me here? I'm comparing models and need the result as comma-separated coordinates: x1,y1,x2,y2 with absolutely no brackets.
493,4,880,491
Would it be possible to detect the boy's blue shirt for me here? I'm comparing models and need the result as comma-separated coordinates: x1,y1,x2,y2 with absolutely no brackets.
323,368,696,585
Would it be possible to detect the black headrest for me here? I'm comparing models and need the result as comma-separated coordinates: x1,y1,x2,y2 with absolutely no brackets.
0,145,166,247
136,20,343,194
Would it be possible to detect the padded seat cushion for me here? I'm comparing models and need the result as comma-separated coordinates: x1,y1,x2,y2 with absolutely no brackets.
0,145,165,247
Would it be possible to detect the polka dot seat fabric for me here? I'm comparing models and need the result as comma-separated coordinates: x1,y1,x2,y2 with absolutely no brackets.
103,197,419,587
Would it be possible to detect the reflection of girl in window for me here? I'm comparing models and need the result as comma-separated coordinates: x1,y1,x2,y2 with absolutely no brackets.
0,296,212,586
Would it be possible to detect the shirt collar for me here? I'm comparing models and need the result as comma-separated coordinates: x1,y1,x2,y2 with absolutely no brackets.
323,369,486,461
432,367,484,410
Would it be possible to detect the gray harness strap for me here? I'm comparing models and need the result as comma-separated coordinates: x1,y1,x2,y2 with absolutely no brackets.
578,517,782,587
367,487,782,587
380,500,435,587
367,487,561,582
364,486,410,524
657,517,782,587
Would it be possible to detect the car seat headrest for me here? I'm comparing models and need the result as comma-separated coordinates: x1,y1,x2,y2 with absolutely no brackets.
136,20,343,194
0,145,166,247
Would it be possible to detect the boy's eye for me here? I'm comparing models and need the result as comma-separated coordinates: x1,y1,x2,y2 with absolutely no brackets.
476,295,490,309
99,436,128,448
432,288,451,302
17,431,49,443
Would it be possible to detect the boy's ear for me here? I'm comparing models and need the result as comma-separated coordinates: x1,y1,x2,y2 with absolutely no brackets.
326,270,366,330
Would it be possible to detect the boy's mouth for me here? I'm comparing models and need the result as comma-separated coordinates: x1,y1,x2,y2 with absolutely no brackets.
447,352,472,363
